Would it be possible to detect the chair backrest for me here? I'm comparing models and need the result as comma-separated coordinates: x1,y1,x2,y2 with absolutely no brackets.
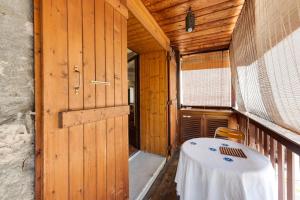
214,127,245,142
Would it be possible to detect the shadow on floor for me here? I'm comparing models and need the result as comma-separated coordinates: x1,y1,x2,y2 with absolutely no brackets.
143,150,180,200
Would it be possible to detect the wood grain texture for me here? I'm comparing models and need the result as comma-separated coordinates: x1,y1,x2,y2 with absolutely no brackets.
168,51,178,154
121,16,129,200
179,109,233,143
140,51,168,156
106,0,128,18
37,0,129,199
41,0,69,199
67,1,84,200
127,0,170,51
128,12,165,53
60,106,129,128
82,0,97,199
95,0,107,199
287,149,295,200
34,0,42,199
105,4,116,199
141,0,245,54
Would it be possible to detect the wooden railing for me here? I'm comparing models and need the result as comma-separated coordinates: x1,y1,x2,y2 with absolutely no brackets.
235,109,300,200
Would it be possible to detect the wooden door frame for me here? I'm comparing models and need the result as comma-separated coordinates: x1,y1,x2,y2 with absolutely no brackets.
128,54,140,150
34,0,42,198
167,49,180,155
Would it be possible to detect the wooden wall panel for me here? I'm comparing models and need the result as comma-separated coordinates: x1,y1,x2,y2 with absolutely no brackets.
121,16,129,200
42,0,69,199
37,0,129,199
82,0,97,199
67,1,84,200
95,0,107,199
140,51,168,156
168,51,178,153
179,109,234,143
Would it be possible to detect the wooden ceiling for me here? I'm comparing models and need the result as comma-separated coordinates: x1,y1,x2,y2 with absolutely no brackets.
141,0,245,55
128,11,165,53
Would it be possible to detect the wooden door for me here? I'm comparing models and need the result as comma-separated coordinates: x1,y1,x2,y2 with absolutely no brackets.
168,52,178,153
140,51,168,156
36,0,129,199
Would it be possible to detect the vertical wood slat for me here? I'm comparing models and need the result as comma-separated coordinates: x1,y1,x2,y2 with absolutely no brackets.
248,123,255,148
113,9,125,200
277,143,285,200
269,138,275,167
264,133,269,157
121,14,129,200
287,149,295,200
255,127,259,151
105,3,116,199
67,1,84,200
34,0,42,199
95,0,107,199
259,129,264,154
82,0,97,199
159,51,168,155
42,0,69,199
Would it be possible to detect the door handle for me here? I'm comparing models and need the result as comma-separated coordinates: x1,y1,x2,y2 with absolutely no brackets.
182,115,192,118
74,65,81,94
91,80,110,86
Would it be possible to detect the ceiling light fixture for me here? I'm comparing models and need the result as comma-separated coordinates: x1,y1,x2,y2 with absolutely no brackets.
185,7,195,33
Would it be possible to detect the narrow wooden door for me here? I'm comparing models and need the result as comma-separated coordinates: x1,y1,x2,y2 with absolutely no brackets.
140,51,168,156
168,52,178,154
36,0,129,199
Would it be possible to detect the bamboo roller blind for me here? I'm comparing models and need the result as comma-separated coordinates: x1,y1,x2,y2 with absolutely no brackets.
230,0,300,134
181,50,231,107
181,50,230,71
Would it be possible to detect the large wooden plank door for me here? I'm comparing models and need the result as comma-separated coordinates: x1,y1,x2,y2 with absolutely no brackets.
37,0,129,199
140,51,168,156
168,52,178,154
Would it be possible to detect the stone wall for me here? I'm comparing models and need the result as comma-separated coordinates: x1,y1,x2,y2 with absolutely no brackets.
0,1,34,199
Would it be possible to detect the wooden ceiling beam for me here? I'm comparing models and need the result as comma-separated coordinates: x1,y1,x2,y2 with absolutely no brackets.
127,0,170,50
128,34,153,43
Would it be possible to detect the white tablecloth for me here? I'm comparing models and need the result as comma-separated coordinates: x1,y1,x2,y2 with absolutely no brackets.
175,138,276,200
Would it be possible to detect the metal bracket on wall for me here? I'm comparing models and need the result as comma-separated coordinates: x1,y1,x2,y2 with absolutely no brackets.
91,80,110,86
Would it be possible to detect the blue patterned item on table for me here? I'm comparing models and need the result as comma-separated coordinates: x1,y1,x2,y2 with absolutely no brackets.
221,143,229,147
209,147,217,151
190,141,197,145
223,157,234,162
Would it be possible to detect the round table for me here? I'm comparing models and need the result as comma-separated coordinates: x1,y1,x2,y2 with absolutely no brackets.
175,138,276,200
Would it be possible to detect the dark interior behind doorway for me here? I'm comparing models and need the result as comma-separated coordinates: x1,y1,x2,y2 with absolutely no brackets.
128,50,140,155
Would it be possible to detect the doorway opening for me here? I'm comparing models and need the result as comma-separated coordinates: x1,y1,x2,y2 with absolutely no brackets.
128,49,140,156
